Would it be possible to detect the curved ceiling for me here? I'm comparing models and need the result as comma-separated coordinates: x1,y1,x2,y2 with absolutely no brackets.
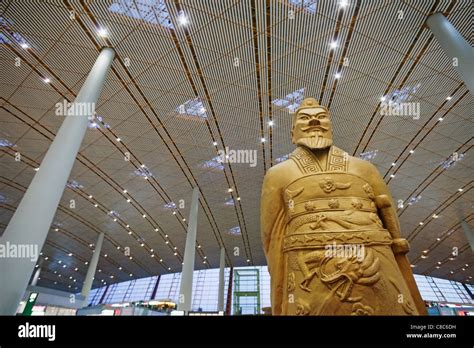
0,0,472,293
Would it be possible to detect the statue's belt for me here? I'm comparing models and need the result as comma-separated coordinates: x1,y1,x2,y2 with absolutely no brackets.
286,196,376,222
282,229,392,252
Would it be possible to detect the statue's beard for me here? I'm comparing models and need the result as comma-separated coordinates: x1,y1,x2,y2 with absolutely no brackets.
296,135,333,149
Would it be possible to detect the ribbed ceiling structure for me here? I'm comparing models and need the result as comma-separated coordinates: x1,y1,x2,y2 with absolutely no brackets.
0,0,472,293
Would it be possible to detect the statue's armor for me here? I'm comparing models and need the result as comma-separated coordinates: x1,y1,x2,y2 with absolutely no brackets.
279,146,417,315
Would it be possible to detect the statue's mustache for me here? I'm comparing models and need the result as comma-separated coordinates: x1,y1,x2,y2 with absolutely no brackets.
302,125,328,132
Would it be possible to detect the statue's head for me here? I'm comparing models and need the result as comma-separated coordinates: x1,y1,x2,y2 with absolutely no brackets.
291,97,333,149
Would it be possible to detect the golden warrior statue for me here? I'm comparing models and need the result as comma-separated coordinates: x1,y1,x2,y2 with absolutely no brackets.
261,98,427,315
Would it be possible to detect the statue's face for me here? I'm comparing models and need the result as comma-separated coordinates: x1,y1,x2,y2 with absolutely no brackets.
292,107,333,149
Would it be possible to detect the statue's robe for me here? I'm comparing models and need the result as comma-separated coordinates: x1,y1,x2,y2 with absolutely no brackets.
261,145,419,315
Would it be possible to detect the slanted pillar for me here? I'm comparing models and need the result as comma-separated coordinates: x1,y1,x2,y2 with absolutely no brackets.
81,232,105,305
0,48,115,315
427,13,474,93
217,247,225,312
30,267,41,286
177,187,199,313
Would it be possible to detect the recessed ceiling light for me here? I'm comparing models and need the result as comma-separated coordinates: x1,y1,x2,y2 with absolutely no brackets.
155,228,158,232
174,252,177,255
165,241,169,244
140,243,144,247
334,72,341,79
20,42,29,49
58,260,62,264
339,0,349,8
55,228,59,232
113,218,117,222
128,231,132,235
126,225,130,228
116,137,121,142
458,188,463,192
228,188,233,193
247,259,251,263
380,96,386,102
118,267,122,270
390,174,395,178
261,137,266,143
129,273,133,277
68,253,73,256
329,41,338,49
159,259,163,262
409,150,415,154
420,255,428,259
94,204,98,207
177,11,188,25
151,254,155,257
419,222,424,225
172,211,176,215
168,267,171,271
237,197,241,201
141,164,145,168
142,214,146,218
97,27,108,37
203,260,206,264
391,162,396,166
127,199,131,203
446,96,452,100
432,214,439,219
268,120,274,126
165,234,168,238
123,189,127,193
438,118,443,121
212,141,218,146
436,237,441,241
43,77,50,83
129,256,133,260
182,218,186,222
34,167,40,171
144,176,148,180
88,195,93,199
435,266,440,269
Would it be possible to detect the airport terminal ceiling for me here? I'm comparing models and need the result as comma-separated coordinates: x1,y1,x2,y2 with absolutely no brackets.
0,0,472,294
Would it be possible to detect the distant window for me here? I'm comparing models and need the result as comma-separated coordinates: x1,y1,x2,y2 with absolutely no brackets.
272,88,305,113
224,197,235,206
275,154,290,163
202,156,224,170
228,226,241,236
66,180,83,189
288,0,317,14
0,139,15,147
176,98,207,120
108,0,174,29
359,149,378,162
134,165,154,178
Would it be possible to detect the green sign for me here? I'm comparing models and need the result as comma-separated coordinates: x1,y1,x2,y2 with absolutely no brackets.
22,292,38,316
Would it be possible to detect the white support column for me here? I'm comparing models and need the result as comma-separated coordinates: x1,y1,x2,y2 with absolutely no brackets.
177,187,199,313
31,267,41,286
217,247,225,312
81,232,105,305
427,13,474,94
0,48,115,315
